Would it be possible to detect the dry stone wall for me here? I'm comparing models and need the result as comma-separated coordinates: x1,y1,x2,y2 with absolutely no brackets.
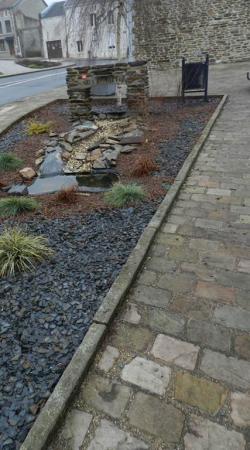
133,0,250,68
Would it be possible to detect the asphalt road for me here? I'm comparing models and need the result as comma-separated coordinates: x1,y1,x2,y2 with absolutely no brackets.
0,68,67,107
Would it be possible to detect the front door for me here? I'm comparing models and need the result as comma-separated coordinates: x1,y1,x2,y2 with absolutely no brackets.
46,40,63,59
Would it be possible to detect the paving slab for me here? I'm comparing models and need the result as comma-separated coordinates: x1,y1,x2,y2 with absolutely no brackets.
184,415,246,450
121,356,171,395
87,419,149,449
151,334,200,370
80,375,131,419
62,410,92,450
128,392,184,443
200,349,250,390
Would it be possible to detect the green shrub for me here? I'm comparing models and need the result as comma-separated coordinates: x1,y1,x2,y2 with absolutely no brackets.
0,153,23,172
27,121,52,136
0,227,53,277
105,183,146,207
0,197,39,218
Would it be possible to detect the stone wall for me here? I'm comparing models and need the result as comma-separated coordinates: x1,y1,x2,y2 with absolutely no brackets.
66,61,149,121
133,0,250,68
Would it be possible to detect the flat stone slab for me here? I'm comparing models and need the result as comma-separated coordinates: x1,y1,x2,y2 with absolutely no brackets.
200,349,250,390
98,346,120,372
184,415,246,450
8,183,28,195
142,308,185,336
213,305,250,332
235,334,250,360
175,372,227,415
128,392,184,443
111,323,153,353
231,392,250,427
151,334,199,370
121,356,171,395
80,374,131,418
39,147,64,177
187,319,231,352
129,285,172,308
62,409,92,450
87,419,149,450
28,175,77,195
122,304,141,325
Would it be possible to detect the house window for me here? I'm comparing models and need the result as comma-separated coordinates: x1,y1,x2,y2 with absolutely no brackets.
77,40,83,52
5,20,11,33
108,10,114,25
90,13,96,27
0,39,5,51
0,22,2,34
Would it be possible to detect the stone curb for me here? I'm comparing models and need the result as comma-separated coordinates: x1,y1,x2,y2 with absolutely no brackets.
94,94,228,324
0,64,74,79
19,94,227,450
20,323,106,450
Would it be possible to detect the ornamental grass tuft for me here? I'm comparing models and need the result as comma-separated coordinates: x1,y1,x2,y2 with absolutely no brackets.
0,227,53,277
0,197,39,218
132,156,159,177
104,183,146,207
0,153,23,172
27,121,53,136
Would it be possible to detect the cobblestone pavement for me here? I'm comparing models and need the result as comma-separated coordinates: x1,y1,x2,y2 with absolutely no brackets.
49,67,250,449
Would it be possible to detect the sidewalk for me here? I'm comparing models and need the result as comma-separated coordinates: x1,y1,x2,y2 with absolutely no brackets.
47,66,250,449
0,87,67,134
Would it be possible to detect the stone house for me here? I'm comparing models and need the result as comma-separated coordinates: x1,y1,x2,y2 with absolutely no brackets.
133,0,250,67
0,0,46,58
41,1,68,59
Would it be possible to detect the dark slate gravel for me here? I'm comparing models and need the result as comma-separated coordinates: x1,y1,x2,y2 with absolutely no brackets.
0,203,159,450
157,117,204,178
0,103,70,154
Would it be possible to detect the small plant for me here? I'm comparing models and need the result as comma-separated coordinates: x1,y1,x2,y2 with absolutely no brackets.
0,197,39,218
105,183,145,207
132,156,159,177
0,153,23,172
0,227,53,277
55,186,78,203
27,121,53,136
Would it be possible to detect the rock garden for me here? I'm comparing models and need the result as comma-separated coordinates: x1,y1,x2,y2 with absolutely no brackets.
0,62,220,450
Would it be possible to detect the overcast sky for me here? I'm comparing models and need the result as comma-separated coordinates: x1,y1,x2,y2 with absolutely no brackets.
45,0,62,5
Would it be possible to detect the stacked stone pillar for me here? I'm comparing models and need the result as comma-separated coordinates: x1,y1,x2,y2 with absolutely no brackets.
66,67,92,121
127,61,149,105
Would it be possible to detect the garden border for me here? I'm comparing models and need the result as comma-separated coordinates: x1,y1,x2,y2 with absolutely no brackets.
18,94,227,450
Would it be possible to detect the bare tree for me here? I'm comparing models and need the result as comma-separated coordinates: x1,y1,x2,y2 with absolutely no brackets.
66,0,132,60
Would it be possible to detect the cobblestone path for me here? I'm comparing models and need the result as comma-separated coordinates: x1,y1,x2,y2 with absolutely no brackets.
49,74,250,449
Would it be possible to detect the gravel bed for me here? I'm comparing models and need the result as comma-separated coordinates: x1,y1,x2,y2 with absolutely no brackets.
0,97,219,449
0,102,70,154
0,203,158,450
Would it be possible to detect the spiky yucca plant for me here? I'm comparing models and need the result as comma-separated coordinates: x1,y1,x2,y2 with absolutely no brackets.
0,227,53,277
104,183,145,207
0,197,39,218
0,153,23,172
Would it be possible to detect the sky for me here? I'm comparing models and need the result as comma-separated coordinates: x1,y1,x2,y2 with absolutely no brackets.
45,0,62,5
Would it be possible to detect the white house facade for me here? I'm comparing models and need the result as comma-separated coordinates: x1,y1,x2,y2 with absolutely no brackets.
41,1,68,59
65,0,133,61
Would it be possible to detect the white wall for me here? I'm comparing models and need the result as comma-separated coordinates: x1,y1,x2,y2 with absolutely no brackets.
66,4,130,60
41,15,67,58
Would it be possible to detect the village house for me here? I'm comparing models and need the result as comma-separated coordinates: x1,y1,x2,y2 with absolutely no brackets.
65,0,133,61
41,1,68,59
0,0,46,58
40,0,250,66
